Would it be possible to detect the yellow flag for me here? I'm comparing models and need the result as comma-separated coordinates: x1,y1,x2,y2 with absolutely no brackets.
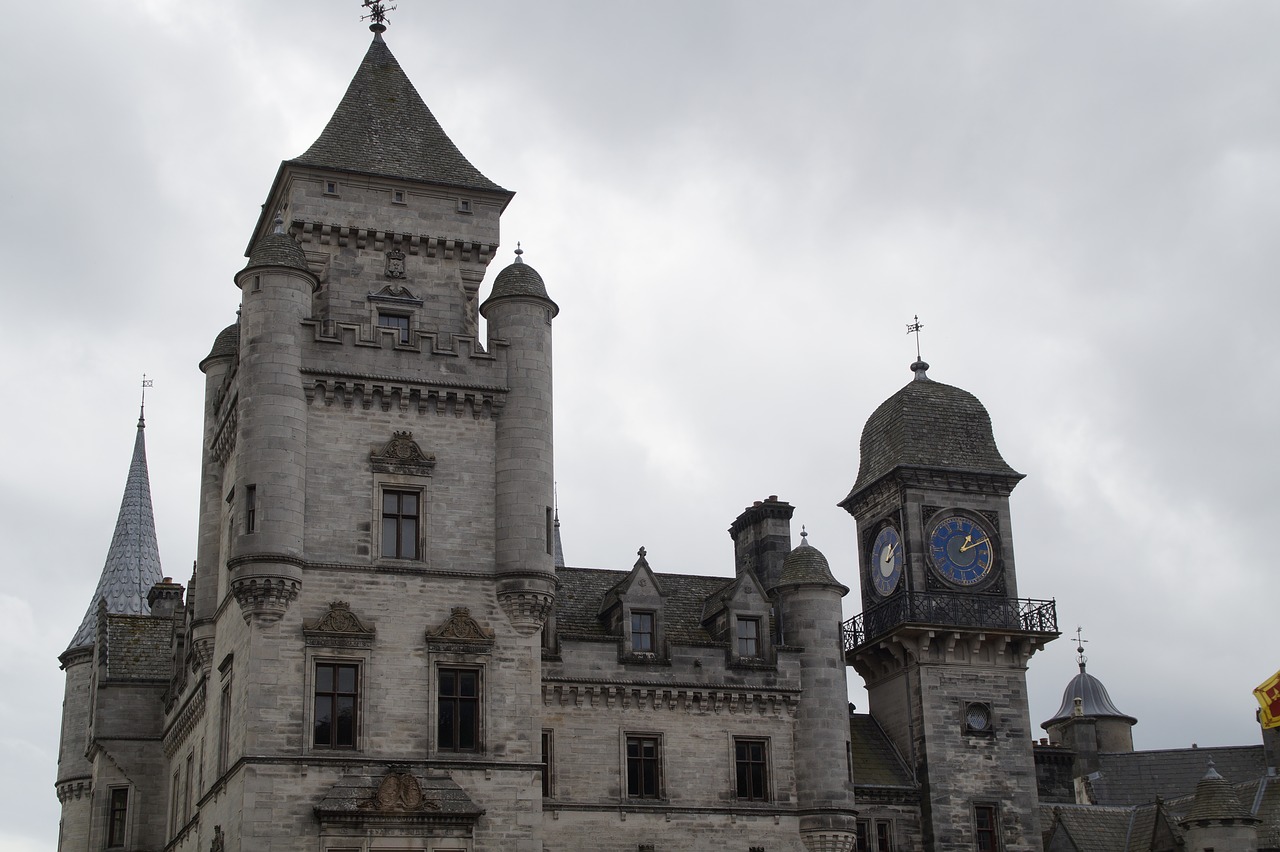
1256,669,1280,730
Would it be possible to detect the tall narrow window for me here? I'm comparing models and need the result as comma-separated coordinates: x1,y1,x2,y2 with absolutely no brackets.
170,769,181,836
975,804,999,851
106,788,129,847
541,730,553,798
218,681,232,775
438,668,480,751
737,617,761,657
313,663,359,749
378,312,411,343
184,752,194,821
546,506,554,556
856,821,870,852
245,485,256,533
626,735,661,798
381,490,420,559
734,738,769,801
631,612,654,653
876,820,894,852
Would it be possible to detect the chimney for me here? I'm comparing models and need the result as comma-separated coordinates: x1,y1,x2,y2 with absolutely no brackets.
147,578,186,619
728,496,794,591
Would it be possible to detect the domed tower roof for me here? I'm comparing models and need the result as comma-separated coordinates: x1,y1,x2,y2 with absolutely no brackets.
242,215,311,275
777,530,847,591
1041,659,1138,728
200,321,240,371
480,245,558,316
842,361,1021,506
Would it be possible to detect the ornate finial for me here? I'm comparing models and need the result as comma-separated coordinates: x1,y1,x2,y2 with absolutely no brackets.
800,526,809,545
1074,626,1089,672
139,374,154,427
514,242,524,264
272,210,286,235
637,546,646,559
361,0,396,34
907,315,929,379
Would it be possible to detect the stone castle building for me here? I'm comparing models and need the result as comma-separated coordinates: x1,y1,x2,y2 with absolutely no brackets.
57,16,1273,852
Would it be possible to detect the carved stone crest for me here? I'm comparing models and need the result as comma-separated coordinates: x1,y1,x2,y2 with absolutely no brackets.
385,249,406,279
370,431,436,476
428,607,494,643
358,771,441,812
303,601,375,648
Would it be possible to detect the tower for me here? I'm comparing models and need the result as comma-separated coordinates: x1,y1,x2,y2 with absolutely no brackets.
1041,639,1137,783
840,359,1058,852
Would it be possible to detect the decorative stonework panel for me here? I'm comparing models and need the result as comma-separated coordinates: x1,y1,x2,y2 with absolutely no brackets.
426,607,494,652
370,431,436,476
359,770,442,812
304,601,376,649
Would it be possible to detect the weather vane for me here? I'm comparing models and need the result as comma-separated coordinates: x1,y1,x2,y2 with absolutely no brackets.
139,374,154,426
906,315,924,361
1074,626,1089,669
361,0,396,27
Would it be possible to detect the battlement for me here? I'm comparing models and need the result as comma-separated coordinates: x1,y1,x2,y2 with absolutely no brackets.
292,219,498,266
301,317,501,360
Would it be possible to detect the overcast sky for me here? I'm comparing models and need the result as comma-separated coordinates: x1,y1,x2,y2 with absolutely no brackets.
3,2,1278,848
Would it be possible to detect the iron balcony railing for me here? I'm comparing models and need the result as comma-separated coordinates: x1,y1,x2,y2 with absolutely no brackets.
842,592,1057,653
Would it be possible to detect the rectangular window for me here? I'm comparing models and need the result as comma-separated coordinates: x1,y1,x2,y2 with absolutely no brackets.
107,787,128,847
975,804,999,851
626,735,661,798
631,611,654,653
169,769,181,836
245,484,256,533
737,617,761,657
381,490,420,559
378,312,412,343
856,821,870,852
184,752,194,820
876,820,894,852
438,668,480,751
546,506,554,556
218,682,232,775
313,662,359,749
541,730,553,798
734,738,769,801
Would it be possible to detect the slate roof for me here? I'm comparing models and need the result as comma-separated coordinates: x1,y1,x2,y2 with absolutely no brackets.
844,362,1021,503
1043,804,1138,852
103,614,173,680
67,417,166,650
777,534,843,589
201,321,240,368
1043,663,1137,727
243,230,312,274
849,714,914,789
291,33,509,196
1089,746,1267,807
555,566,733,646
480,251,558,315
1181,764,1259,823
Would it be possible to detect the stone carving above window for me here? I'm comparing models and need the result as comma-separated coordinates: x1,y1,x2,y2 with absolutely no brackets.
359,770,442,812
371,431,436,476
426,607,494,652
384,249,407,279
368,283,423,306
303,601,376,648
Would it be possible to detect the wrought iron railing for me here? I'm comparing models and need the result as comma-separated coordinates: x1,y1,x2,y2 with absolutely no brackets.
842,592,1057,653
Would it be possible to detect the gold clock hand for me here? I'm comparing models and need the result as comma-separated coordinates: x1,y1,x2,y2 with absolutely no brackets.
959,537,990,553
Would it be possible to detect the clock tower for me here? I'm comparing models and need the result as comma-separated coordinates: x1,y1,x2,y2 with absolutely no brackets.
840,359,1058,852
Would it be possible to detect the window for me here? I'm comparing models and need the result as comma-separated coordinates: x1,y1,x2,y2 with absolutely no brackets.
631,612,654,653
856,821,869,852
381,490,420,559
457,198,472,214
184,752,194,820
392,189,406,204
245,484,256,533
626,735,661,798
737,617,761,657
218,680,232,775
378,312,412,343
169,769,181,836
975,804,999,851
857,820,894,852
313,662,358,749
734,738,769,801
541,730,553,798
438,668,480,751
106,787,128,847
876,820,894,852
324,180,337,195
546,506,554,556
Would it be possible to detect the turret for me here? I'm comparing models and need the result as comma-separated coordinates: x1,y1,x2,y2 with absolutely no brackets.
228,218,316,623
480,247,558,634
774,531,858,852
1179,761,1261,851
1041,644,1138,769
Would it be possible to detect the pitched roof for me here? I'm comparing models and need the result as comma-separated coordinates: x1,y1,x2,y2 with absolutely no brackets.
843,363,1021,504
554,566,733,646
103,614,173,680
1044,805,1138,852
67,415,166,650
850,714,914,789
291,33,509,196
1089,746,1267,807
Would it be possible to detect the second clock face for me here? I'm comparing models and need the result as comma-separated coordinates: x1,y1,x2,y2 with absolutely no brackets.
870,525,903,597
928,515,994,586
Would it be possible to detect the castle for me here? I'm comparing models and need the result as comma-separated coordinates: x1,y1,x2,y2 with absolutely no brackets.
54,16,1277,852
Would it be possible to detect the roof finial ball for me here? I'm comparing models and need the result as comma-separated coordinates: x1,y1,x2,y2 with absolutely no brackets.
514,242,524,264
361,0,396,36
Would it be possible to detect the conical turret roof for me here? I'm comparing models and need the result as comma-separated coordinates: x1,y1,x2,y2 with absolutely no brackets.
1182,761,1259,824
291,33,509,196
66,412,165,650
1041,661,1138,728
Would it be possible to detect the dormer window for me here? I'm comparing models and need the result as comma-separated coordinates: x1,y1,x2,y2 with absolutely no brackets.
631,612,655,653
736,617,760,657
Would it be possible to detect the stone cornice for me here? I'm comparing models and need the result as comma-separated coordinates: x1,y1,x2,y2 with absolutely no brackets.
162,678,207,758
293,218,498,267
301,370,507,418
542,681,799,717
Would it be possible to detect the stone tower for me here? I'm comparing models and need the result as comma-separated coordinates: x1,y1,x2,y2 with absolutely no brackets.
839,360,1059,852
176,21,555,850
1041,651,1137,782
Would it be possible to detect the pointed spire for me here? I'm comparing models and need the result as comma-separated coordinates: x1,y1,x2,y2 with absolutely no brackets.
552,484,565,569
66,413,165,650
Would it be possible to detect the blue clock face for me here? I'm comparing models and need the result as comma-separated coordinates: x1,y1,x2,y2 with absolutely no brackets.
928,515,994,586
870,526,903,596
